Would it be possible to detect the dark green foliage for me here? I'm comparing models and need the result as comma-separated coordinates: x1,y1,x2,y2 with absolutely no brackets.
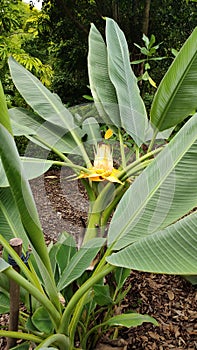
51,39,89,105
14,136,28,155
39,0,197,105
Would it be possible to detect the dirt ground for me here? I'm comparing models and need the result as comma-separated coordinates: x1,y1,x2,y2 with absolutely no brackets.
0,169,196,349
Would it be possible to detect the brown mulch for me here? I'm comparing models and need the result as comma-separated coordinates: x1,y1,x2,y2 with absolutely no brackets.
121,271,197,349
0,169,197,349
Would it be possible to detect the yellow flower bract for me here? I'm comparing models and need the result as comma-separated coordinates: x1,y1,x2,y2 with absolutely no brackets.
78,144,123,184
104,128,113,140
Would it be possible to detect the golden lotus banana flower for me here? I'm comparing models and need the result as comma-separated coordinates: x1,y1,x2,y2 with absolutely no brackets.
78,144,123,184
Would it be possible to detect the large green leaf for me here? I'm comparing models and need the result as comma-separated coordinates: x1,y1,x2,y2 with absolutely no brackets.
88,23,120,127
114,267,130,290
108,113,197,250
0,188,29,248
14,157,54,181
0,125,52,276
0,158,54,187
0,273,9,293
107,211,197,274
8,57,75,131
8,58,90,165
32,306,53,334
144,122,174,141
57,238,105,291
0,81,12,134
9,107,83,154
150,26,197,131
106,18,148,146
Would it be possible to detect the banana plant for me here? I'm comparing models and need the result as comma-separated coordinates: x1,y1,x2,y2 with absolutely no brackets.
0,17,197,350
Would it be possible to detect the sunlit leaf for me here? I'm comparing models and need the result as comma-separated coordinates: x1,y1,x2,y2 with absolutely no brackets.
0,158,54,187
8,58,75,131
0,188,29,248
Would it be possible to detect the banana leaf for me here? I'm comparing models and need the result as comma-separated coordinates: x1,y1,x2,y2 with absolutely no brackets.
88,23,120,127
106,18,148,146
108,113,197,250
9,107,83,154
107,211,197,274
8,58,75,132
151,26,197,131
0,158,55,187
0,124,52,276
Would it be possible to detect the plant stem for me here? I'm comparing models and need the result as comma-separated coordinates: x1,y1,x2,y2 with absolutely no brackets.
100,185,128,234
70,131,92,168
3,267,61,330
135,144,140,160
147,128,159,152
121,159,152,181
83,181,118,243
68,293,88,349
7,239,22,349
34,133,91,169
58,264,114,335
118,129,126,168
51,160,92,173
80,177,95,197
36,334,70,350
81,320,109,349
83,210,101,244
118,146,163,180
0,330,42,344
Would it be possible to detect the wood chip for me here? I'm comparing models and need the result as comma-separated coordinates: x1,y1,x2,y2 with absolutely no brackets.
167,291,175,300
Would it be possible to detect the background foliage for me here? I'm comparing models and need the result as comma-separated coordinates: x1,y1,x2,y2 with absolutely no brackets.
0,0,52,107
37,0,197,105
1,0,197,106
